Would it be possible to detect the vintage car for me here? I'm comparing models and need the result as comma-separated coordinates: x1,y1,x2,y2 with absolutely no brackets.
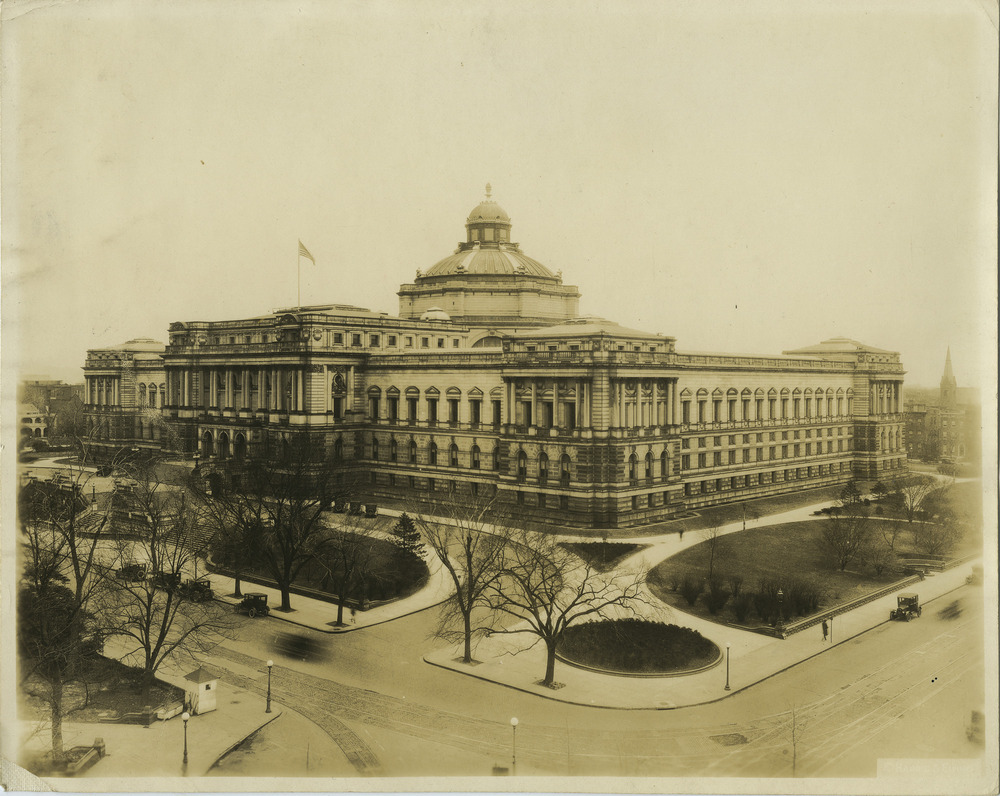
889,593,921,621
236,592,270,618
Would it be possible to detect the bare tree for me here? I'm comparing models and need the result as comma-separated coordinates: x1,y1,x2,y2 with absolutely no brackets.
861,526,895,575
699,523,726,581
484,530,649,687
821,505,871,572
17,463,111,765
315,512,386,626
891,473,937,524
414,493,511,664
104,468,234,703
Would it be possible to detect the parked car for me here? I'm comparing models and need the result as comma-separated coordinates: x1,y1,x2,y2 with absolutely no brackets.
889,593,921,621
179,578,214,603
117,563,147,582
150,571,181,591
236,592,270,618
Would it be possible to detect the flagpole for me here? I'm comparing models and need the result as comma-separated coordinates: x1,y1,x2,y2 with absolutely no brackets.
297,250,301,307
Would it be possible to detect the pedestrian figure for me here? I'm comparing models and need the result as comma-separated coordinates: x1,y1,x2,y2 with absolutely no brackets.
679,527,684,540
350,607,356,624
821,619,829,642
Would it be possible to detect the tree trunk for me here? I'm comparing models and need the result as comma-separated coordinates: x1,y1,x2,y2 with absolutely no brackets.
543,642,557,686
141,667,155,706
49,675,65,764
462,612,472,663
280,585,291,612
233,573,243,598
336,593,345,626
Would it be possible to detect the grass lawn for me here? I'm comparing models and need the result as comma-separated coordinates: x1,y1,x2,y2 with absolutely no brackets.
560,542,647,572
558,619,719,673
647,513,980,629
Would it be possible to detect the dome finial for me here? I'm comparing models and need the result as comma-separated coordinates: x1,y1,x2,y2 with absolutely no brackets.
485,182,492,199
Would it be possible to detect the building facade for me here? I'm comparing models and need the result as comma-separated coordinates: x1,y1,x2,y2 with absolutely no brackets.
82,338,168,461
84,189,907,528
904,349,979,465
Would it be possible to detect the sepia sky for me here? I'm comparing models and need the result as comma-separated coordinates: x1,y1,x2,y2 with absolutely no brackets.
2,0,996,389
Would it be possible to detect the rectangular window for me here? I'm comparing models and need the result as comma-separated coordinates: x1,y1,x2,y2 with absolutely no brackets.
682,402,691,423
437,338,445,348
728,450,736,464
713,436,721,446
697,453,706,468
492,399,502,426
388,397,399,422
756,447,763,461
405,336,413,347
370,334,380,347
427,399,438,424
698,401,706,423
369,397,380,420
728,399,737,419
448,399,459,424
470,400,482,426
407,396,418,423
682,438,691,449
452,339,460,348
388,335,397,347
742,449,750,463
698,437,707,448
647,493,655,507
352,334,362,347
631,495,640,510
681,455,690,470
769,446,776,460
538,493,547,508
428,478,435,492
713,452,722,466
782,444,788,458
756,398,763,419
794,444,801,457
421,337,429,348
333,332,344,345
713,400,722,422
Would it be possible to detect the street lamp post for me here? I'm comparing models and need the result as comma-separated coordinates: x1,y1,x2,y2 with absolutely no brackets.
724,642,731,690
510,717,518,775
181,711,190,771
776,589,784,632
266,660,273,713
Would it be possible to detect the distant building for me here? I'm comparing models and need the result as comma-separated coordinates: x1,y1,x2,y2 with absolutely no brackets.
81,188,907,528
18,404,49,440
19,379,85,439
904,348,980,465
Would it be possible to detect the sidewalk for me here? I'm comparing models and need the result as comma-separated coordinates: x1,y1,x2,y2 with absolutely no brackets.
17,680,280,781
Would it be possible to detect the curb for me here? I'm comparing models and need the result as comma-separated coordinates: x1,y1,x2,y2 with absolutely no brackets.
207,709,284,772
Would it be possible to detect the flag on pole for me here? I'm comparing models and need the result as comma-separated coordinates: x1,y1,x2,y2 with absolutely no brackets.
298,240,315,264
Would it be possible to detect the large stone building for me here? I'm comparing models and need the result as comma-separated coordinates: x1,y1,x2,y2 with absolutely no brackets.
83,188,907,528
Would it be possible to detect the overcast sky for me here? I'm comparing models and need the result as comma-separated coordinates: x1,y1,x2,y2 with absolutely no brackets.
2,0,996,390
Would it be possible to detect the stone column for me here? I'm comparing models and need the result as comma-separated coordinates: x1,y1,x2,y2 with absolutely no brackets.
530,381,537,428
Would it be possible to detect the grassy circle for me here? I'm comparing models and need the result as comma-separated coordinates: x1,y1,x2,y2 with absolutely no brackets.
558,618,720,675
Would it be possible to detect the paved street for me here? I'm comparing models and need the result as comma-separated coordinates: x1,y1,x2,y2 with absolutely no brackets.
202,582,987,779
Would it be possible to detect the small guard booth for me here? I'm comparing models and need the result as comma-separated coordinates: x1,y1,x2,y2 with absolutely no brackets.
184,667,218,715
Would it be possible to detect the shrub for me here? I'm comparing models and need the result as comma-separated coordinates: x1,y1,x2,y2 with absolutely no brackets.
679,576,704,606
727,573,744,599
732,592,753,623
702,579,731,615
558,618,717,673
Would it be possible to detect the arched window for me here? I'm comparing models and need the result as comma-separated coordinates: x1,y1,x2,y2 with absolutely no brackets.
138,384,147,407
645,452,654,481
234,433,247,461
409,439,418,463
218,432,230,460
660,450,668,477
628,453,638,482
538,452,549,484
372,436,379,460
201,431,214,458
471,445,481,469
516,450,527,482
493,446,501,471
429,442,438,465
333,438,343,462
450,443,459,467
560,454,571,485
390,438,397,461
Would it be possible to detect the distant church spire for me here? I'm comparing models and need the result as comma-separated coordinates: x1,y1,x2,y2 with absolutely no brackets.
940,347,957,407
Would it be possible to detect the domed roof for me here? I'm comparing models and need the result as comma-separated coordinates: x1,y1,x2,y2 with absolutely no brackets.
425,247,556,278
467,184,510,224
420,307,452,321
